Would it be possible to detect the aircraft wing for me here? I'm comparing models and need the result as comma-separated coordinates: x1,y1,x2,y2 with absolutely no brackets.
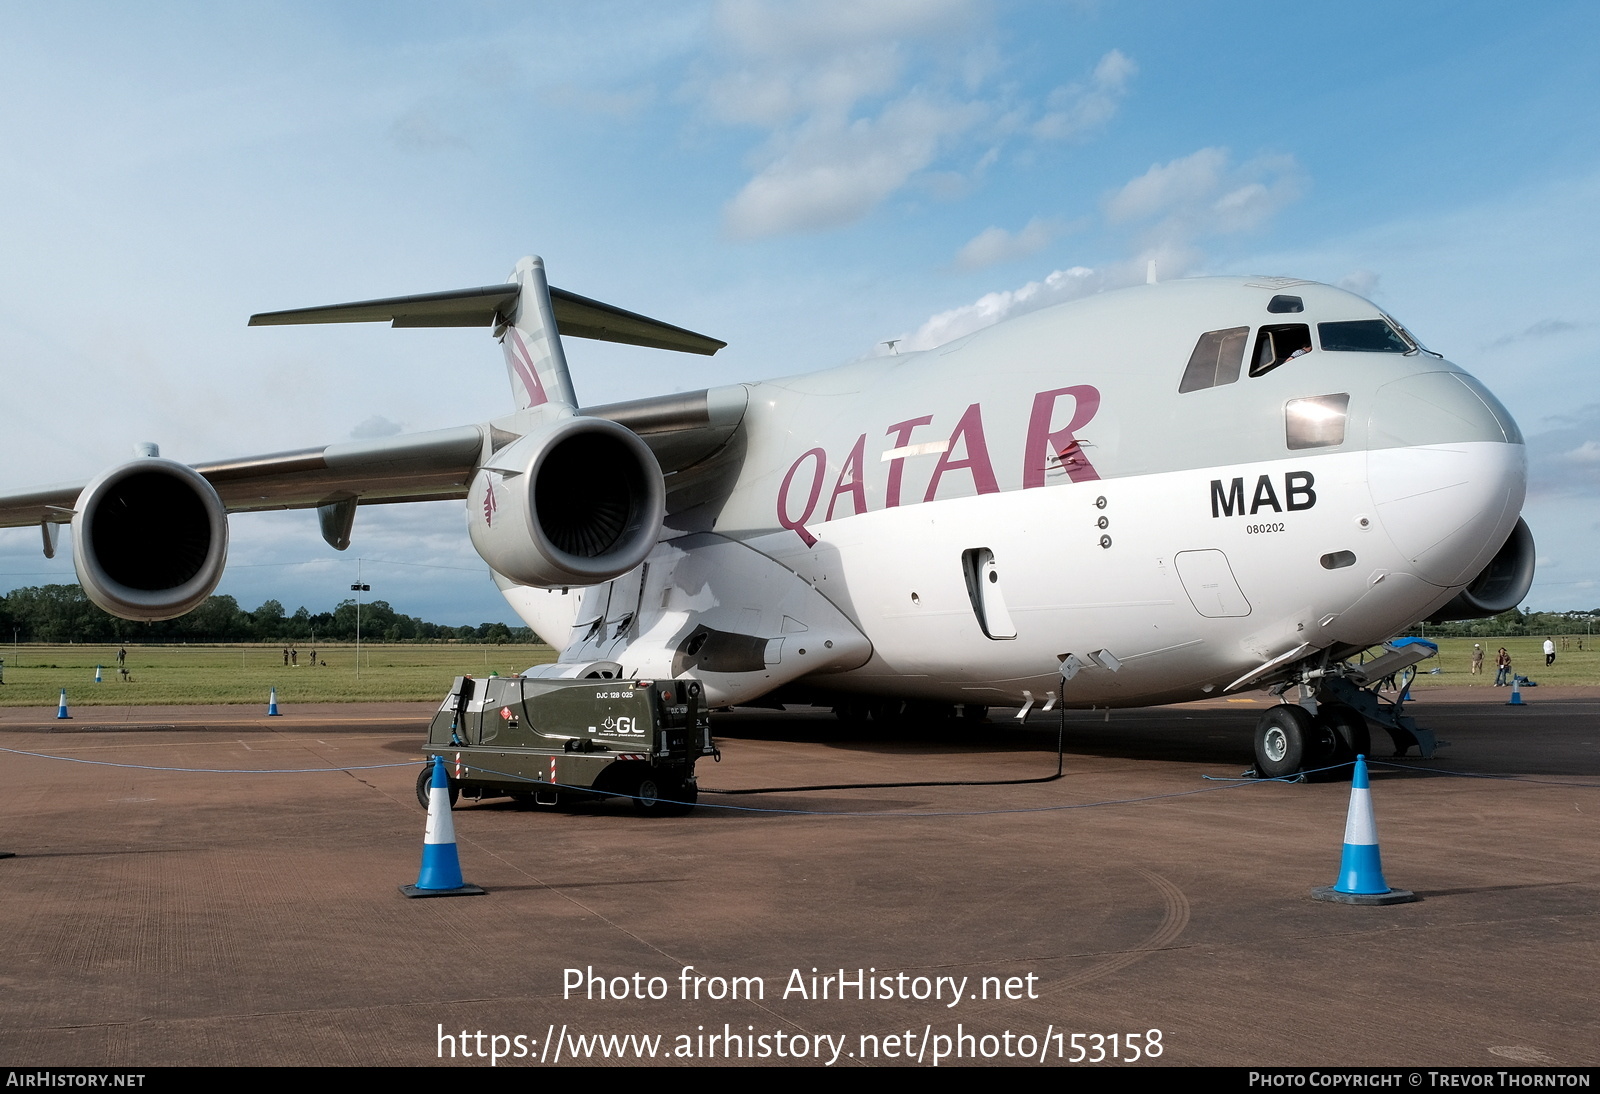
0,384,751,538
0,425,486,535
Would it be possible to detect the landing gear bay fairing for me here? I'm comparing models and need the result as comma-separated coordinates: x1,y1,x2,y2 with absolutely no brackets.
0,258,1533,777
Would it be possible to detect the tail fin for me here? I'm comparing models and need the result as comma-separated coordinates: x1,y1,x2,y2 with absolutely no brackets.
500,256,577,411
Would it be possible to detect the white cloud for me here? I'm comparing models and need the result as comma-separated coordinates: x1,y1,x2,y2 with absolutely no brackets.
700,43,904,128
1565,440,1600,464
701,4,1134,238
1488,318,1583,348
1524,405,1600,500
953,217,1062,270
893,147,1307,351
1033,49,1137,141
724,95,985,238
900,265,1098,350
1105,147,1304,244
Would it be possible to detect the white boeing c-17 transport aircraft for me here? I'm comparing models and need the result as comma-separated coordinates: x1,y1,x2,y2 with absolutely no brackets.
0,257,1534,779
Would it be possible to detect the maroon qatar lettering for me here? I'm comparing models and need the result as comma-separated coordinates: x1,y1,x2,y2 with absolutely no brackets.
1023,385,1101,487
775,387,1102,544
777,447,827,547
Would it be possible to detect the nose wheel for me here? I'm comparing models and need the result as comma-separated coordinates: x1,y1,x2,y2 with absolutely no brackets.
1253,705,1341,779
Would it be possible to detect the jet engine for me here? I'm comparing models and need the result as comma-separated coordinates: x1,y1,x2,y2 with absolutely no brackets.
467,415,665,587
70,458,230,621
1426,517,1536,622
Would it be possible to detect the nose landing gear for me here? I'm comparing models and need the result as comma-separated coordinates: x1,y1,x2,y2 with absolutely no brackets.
1249,638,1436,780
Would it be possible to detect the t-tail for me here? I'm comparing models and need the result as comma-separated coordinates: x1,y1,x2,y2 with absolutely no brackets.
249,255,725,415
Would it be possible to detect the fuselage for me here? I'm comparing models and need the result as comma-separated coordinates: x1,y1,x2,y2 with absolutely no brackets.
509,276,1526,710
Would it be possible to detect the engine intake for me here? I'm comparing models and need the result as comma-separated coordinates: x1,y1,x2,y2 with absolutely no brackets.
71,458,230,620
1426,517,1535,622
468,416,665,587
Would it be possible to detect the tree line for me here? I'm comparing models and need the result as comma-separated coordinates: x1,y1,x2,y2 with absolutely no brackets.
1404,606,1599,639
0,585,542,645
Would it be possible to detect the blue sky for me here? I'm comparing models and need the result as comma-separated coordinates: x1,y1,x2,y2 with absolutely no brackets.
2,1,1597,624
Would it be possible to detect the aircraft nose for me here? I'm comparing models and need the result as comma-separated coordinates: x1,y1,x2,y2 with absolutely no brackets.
1365,370,1526,588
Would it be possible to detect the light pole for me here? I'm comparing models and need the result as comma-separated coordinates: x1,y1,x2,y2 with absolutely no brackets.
351,560,370,679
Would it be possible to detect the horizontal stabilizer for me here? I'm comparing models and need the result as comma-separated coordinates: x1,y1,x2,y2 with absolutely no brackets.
249,285,516,328
547,287,725,355
250,283,725,355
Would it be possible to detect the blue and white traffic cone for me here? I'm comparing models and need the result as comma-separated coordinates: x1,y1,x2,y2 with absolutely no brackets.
1312,755,1417,905
266,687,280,716
401,756,484,898
1507,677,1526,706
56,689,70,720
94,665,102,684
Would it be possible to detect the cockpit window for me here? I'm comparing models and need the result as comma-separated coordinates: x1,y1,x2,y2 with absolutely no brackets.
1249,324,1312,377
1286,394,1350,450
1318,319,1412,353
1179,327,1248,393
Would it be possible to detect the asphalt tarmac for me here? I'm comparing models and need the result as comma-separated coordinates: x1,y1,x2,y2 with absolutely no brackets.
1,687,1596,1068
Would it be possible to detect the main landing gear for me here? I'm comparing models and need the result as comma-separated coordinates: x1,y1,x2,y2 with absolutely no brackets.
1250,638,1436,780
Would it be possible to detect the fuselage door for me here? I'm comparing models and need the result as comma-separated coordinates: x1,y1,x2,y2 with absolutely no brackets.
1174,549,1252,618
962,547,1018,640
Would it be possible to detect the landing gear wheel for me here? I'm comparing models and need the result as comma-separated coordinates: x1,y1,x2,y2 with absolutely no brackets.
632,772,695,816
1317,704,1371,770
415,763,460,811
1254,705,1320,779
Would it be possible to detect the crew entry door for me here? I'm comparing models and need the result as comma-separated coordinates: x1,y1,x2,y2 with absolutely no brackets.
962,548,1018,640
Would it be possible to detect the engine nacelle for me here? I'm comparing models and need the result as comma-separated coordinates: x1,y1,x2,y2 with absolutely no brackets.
467,416,665,587
71,458,230,621
1426,517,1536,622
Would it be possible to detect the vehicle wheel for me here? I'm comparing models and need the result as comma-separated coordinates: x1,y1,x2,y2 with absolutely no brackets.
1254,705,1317,779
416,763,460,811
632,773,694,816
670,779,698,812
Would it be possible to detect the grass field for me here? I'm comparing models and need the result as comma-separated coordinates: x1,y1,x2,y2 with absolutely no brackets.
0,636,1592,708
1402,635,1600,689
0,644,557,707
